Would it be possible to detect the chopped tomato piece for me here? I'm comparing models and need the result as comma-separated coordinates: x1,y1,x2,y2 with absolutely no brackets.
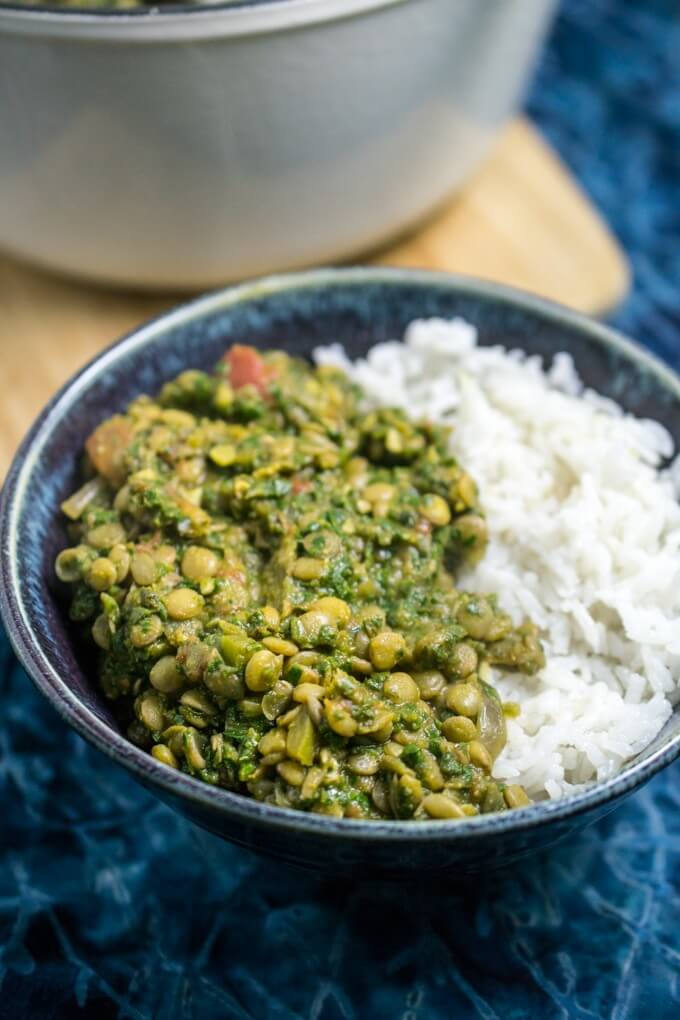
85,416,132,486
225,345,272,394
416,516,432,536
291,476,312,495
217,564,248,586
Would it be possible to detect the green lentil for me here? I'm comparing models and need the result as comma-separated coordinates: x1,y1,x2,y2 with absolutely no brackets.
165,588,204,621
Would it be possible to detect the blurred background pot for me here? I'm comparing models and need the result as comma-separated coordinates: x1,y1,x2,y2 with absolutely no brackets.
0,0,556,288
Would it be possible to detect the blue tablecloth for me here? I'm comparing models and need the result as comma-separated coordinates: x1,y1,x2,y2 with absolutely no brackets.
2,2,680,1016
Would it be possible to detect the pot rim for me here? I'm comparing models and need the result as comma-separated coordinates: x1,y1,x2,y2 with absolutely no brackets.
0,0,408,42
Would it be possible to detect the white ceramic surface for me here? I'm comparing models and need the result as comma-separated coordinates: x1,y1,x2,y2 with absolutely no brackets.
0,0,556,288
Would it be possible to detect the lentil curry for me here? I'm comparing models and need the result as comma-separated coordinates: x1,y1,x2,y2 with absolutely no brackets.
23,0,211,7
55,345,544,821
22,0,198,8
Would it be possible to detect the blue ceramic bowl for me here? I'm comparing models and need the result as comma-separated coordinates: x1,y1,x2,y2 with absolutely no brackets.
2,267,679,878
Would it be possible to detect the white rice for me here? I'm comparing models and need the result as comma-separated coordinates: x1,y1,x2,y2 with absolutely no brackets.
314,318,680,800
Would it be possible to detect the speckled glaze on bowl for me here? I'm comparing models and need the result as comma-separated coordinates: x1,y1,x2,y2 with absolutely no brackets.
1,268,679,878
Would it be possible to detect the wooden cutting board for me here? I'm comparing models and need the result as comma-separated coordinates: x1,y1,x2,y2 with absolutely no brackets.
0,117,629,481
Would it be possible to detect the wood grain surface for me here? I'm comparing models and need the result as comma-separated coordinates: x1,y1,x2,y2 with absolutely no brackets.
0,118,629,480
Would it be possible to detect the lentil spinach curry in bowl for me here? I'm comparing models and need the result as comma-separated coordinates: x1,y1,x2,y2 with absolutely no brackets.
56,345,543,823
2,269,679,877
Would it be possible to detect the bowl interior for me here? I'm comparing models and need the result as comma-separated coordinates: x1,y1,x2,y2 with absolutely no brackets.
2,268,680,846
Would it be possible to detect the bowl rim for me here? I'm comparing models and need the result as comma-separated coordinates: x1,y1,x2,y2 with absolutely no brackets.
0,0,405,41
2,265,680,844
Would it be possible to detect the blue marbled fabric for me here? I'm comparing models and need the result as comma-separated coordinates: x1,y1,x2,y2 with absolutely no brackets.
2,1,680,1016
